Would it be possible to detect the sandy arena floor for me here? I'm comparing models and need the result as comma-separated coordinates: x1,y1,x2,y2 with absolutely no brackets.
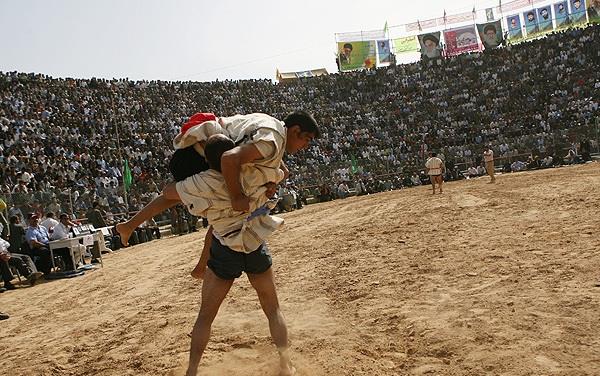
1,163,599,376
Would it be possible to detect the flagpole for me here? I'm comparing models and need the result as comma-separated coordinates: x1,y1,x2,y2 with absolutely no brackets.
472,6,479,52
112,100,129,213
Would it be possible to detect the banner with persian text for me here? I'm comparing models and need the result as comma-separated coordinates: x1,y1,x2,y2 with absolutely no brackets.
444,26,479,56
393,36,418,53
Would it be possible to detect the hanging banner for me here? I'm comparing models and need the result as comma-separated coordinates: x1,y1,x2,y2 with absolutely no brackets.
336,29,387,42
523,10,540,36
570,0,587,23
537,6,554,31
338,41,376,71
486,8,495,21
589,0,600,23
444,26,479,56
377,40,392,64
477,20,503,50
417,32,442,59
393,36,418,53
554,1,571,27
507,14,524,40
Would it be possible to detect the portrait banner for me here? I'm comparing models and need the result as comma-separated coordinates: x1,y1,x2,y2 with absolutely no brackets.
376,40,392,65
554,1,571,27
393,36,418,53
477,20,503,50
536,6,554,31
523,10,540,36
338,41,376,71
417,32,442,59
486,7,495,21
569,0,587,23
443,26,479,56
589,0,600,23
507,14,524,40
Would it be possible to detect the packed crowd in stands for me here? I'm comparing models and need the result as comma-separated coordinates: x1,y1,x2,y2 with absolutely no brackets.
1,24,599,221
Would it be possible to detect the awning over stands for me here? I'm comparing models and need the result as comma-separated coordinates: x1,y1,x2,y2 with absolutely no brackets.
276,68,328,84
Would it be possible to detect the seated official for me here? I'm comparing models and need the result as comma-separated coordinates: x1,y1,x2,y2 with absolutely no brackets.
7,216,26,254
1,243,43,289
25,213,74,273
40,212,59,233
51,213,86,266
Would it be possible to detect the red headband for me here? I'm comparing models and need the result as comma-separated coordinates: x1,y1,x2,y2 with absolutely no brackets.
181,112,217,135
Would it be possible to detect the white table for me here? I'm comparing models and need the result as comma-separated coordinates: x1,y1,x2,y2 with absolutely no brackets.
48,236,86,271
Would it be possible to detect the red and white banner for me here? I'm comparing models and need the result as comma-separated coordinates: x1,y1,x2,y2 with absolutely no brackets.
443,26,480,56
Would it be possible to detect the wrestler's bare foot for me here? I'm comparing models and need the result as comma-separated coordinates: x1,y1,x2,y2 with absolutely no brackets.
279,348,295,376
115,222,133,247
280,365,296,376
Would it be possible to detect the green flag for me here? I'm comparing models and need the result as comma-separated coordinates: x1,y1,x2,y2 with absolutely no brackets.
123,159,133,191
351,155,359,174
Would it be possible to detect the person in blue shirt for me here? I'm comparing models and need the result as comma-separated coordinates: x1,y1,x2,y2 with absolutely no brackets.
24,213,53,274
25,213,76,274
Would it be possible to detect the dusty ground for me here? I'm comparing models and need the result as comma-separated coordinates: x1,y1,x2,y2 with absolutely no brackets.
2,163,599,376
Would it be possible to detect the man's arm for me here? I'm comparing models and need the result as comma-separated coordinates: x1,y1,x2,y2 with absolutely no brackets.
221,144,265,212
29,238,46,249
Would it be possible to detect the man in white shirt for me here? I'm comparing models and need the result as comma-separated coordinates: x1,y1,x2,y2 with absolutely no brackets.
425,152,445,194
467,166,479,178
51,213,86,268
40,212,59,233
51,213,75,240
483,146,496,183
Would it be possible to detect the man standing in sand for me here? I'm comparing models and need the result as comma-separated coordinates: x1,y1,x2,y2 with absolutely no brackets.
483,146,496,183
425,152,445,194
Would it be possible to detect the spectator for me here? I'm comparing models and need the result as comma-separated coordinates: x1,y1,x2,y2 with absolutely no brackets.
50,213,86,266
0,23,599,212
1,237,43,289
410,172,422,186
24,213,54,274
40,212,59,232
337,181,350,199
86,202,107,229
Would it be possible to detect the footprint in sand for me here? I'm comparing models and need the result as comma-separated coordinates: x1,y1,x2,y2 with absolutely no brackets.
454,193,488,208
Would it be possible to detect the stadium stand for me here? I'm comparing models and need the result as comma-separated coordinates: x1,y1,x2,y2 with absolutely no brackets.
0,24,599,221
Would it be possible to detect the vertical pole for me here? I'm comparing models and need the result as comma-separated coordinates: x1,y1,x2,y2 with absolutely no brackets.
68,188,74,216
112,105,129,214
